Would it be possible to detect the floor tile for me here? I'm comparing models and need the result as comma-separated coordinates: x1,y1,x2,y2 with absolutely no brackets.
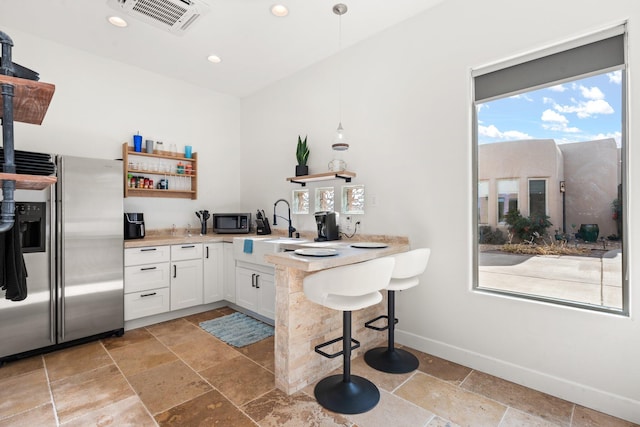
60,395,156,427
572,405,639,427
169,333,238,372
242,388,352,426
500,407,561,426
347,389,433,427
0,368,50,419
0,355,43,380
349,355,414,392
0,403,56,427
182,308,229,325
237,335,275,372
50,363,134,424
396,372,506,427
108,336,178,376
412,349,473,385
199,354,274,406
102,327,155,350
127,359,211,415
427,416,461,426
155,389,255,426
461,370,573,426
145,318,204,347
44,341,112,382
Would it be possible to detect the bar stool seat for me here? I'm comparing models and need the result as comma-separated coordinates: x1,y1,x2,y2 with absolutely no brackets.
364,248,431,374
303,257,395,414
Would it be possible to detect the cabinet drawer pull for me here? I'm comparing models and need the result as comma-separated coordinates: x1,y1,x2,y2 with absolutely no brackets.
181,245,196,249
140,266,157,271
140,248,157,252
251,273,256,287
255,274,260,289
140,292,157,297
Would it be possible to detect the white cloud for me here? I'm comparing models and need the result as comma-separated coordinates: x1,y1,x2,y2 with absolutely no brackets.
579,85,605,100
542,97,554,104
548,84,567,92
554,99,614,118
541,109,568,124
510,93,534,102
478,124,532,140
608,70,622,84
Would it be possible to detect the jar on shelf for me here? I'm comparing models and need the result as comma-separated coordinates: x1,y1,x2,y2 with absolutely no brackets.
185,163,193,175
177,162,185,174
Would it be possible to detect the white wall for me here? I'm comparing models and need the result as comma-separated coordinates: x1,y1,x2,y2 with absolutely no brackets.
1,26,242,230
241,0,639,422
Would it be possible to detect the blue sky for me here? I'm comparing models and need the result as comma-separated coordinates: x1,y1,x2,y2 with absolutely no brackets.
477,70,622,146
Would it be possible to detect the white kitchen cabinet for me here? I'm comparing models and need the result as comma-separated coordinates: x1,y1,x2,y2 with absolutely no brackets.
170,244,203,311
124,246,171,320
235,263,275,319
223,242,236,303
203,242,223,304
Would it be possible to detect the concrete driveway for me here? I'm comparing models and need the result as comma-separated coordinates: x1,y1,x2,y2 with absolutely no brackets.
478,249,622,309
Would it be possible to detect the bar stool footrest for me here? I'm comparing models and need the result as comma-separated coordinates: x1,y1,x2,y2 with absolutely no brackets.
364,314,398,332
315,336,360,359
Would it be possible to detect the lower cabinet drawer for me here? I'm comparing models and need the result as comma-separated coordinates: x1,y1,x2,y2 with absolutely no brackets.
124,287,170,321
125,263,170,294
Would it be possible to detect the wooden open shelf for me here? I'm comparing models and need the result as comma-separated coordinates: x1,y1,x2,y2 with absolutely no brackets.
0,172,57,190
123,142,198,200
0,75,55,125
287,170,356,187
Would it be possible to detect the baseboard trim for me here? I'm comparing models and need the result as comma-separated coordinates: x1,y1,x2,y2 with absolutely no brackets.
395,329,640,424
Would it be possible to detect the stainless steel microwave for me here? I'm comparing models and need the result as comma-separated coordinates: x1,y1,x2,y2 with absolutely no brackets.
212,213,251,234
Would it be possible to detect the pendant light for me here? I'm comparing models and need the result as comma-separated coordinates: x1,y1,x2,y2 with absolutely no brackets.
332,3,349,152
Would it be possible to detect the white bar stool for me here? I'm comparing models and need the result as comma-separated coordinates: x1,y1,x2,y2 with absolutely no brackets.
303,257,395,414
364,248,431,373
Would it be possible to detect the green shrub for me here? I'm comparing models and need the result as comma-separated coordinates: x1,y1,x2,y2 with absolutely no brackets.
479,225,507,244
504,209,552,241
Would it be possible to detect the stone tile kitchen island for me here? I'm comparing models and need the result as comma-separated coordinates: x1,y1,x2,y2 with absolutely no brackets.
264,237,410,394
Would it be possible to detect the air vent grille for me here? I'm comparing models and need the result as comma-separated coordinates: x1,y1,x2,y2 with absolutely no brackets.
132,0,187,27
106,0,209,35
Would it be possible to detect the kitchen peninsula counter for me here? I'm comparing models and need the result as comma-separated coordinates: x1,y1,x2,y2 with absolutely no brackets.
124,232,254,248
265,237,410,394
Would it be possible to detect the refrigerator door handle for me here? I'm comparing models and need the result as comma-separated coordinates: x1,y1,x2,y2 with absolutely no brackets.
58,156,66,341
50,187,56,344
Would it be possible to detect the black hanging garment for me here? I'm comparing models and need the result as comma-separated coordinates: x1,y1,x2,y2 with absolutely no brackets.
0,222,28,301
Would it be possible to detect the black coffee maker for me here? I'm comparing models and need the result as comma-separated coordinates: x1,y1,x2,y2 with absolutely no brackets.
315,211,339,241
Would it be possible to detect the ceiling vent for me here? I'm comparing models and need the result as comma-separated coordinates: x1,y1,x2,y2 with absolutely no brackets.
107,0,210,35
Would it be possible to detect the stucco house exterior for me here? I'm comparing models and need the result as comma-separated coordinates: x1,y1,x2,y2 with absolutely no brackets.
478,138,620,240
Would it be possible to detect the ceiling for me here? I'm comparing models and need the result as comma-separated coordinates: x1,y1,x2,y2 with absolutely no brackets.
0,0,444,98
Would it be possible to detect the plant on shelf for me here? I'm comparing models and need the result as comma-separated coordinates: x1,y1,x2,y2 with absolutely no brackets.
295,135,310,176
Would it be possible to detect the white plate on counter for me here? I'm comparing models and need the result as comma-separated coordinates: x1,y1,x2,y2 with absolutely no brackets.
294,248,339,257
350,242,388,249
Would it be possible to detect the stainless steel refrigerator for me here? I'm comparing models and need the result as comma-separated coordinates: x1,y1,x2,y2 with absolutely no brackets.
0,155,124,360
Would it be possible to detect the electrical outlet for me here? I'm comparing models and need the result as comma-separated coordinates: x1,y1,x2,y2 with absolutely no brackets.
343,215,354,233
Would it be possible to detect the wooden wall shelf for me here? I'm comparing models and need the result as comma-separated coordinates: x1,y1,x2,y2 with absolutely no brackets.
287,170,356,187
0,75,55,125
0,172,57,190
122,142,198,200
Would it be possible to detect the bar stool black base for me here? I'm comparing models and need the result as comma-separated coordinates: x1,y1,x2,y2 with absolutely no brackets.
364,347,419,374
314,374,380,414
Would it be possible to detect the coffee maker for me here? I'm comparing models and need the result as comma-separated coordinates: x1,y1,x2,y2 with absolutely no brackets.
315,211,339,241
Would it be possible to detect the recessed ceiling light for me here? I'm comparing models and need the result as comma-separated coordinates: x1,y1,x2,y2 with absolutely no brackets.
271,4,289,17
107,16,128,28
207,55,222,64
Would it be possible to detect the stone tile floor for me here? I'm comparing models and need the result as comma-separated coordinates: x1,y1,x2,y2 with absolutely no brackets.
0,306,636,426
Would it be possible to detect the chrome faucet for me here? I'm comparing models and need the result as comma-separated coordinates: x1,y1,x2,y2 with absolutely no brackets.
273,198,296,238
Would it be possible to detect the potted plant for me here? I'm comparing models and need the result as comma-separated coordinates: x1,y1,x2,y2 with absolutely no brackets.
295,135,310,176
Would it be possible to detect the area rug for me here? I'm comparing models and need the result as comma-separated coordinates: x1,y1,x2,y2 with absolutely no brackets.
199,312,274,348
